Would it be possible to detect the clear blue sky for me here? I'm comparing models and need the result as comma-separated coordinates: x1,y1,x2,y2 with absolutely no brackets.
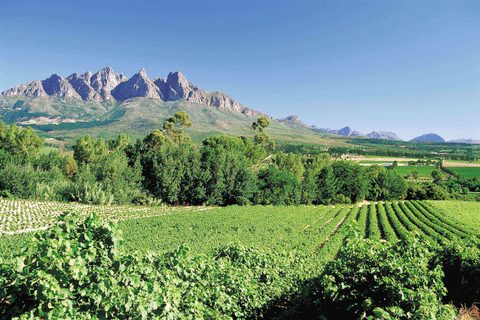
1,0,479,140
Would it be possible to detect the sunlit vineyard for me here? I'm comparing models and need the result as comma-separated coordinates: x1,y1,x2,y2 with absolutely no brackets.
1,199,476,264
0,199,212,235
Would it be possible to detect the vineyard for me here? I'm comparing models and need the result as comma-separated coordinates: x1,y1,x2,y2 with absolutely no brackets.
0,199,477,262
1,199,480,319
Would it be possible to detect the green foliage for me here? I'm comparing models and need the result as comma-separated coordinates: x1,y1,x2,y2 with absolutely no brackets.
0,212,311,319
163,110,193,144
367,166,407,201
406,183,449,200
108,133,130,152
0,123,44,158
72,135,107,166
432,240,480,306
257,166,301,205
274,152,305,182
431,169,442,182
252,116,275,153
202,135,266,165
315,236,456,319
313,161,367,204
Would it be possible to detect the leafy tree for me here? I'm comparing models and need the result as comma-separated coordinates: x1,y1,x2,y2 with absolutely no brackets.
202,135,266,165
143,129,166,150
163,111,192,144
201,146,257,205
412,168,419,179
366,166,407,200
312,166,338,205
72,135,107,166
0,123,44,158
60,155,78,180
257,166,301,205
319,161,368,204
252,116,275,153
274,152,305,182
302,153,332,203
431,169,442,182
141,143,203,204
108,133,130,151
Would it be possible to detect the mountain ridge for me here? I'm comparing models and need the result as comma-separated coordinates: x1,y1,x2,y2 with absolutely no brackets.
1,67,266,118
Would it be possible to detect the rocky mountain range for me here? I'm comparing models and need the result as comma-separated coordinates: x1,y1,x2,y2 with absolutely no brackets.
1,67,264,118
2,68,477,145
366,131,402,141
312,125,365,137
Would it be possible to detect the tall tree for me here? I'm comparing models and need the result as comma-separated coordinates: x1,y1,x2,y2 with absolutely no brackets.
252,116,275,153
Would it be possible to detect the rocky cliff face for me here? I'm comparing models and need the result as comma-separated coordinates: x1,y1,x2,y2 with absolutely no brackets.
367,131,402,141
112,69,162,100
42,74,82,99
66,71,100,100
1,67,264,116
278,115,300,121
317,126,364,137
1,80,47,97
89,67,125,100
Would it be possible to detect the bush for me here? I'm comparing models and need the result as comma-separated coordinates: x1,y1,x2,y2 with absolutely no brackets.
0,212,311,319
313,236,456,319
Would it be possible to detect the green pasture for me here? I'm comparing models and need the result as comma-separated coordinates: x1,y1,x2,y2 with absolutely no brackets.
394,165,438,177
446,167,480,179
38,146,59,155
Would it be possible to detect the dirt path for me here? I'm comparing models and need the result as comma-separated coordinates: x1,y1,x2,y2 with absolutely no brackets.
355,157,421,162
312,214,348,253
301,208,332,231
443,162,480,167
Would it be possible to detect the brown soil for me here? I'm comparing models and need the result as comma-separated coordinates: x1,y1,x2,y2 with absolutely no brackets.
443,162,480,168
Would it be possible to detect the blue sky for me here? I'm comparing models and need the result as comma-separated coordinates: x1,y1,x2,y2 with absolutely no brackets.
1,0,479,140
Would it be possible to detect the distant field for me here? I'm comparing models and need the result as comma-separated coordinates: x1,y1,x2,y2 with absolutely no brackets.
38,146,60,155
446,167,480,179
358,160,409,164
443,160,480,165
394,165,437,178
360,156,421,162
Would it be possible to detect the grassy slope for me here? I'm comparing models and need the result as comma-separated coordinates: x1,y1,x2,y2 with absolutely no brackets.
394,165,438,177
0,96,351,146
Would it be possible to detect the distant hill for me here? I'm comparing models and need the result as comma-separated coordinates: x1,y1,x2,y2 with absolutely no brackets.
311,126,404,142
277,115,314,130
367,131,402,141
410,133,445,143
447,138,480,144
313,126,364,137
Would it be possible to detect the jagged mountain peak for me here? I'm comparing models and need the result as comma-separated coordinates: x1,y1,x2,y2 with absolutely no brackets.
42,73,81,99
112,68,161,100
315,126,364,137
367,131,403,141
0,67,267,117
278,115,300,121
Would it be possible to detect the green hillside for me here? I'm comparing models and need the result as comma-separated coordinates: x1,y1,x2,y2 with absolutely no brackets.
0,96,350,146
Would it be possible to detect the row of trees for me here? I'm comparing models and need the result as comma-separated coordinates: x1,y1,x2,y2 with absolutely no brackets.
1,113,456,206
